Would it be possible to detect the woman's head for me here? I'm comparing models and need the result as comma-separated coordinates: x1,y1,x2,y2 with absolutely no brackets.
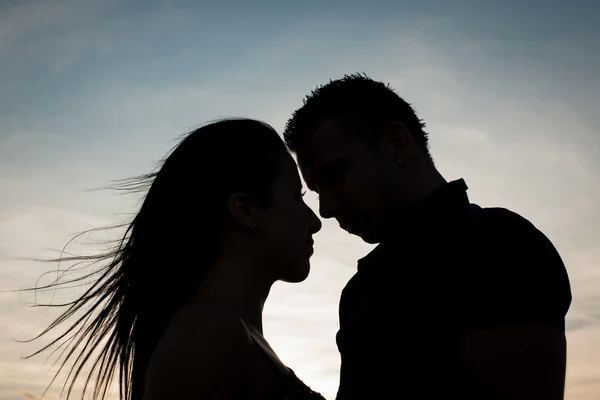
24,118,321,400
136,118,320,285
241,152,322,283
130,118,321,394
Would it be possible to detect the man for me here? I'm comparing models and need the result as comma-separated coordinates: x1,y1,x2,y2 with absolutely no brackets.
283,74,572,399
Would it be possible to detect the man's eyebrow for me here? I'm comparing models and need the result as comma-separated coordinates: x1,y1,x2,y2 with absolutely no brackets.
307,156,350,192
315,156,349,177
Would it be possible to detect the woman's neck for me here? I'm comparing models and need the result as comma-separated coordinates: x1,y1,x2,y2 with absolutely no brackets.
191,252,273,333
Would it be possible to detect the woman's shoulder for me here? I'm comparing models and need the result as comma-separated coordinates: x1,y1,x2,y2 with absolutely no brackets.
144,306,252,399
168,305,252,343
151,305,253,365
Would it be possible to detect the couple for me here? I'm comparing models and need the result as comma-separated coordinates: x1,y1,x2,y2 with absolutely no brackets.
33,74,571,400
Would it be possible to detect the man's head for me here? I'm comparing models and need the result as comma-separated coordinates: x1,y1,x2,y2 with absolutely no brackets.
283,73,441,243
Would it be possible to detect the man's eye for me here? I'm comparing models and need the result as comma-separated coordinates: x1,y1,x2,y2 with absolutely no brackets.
322,165,344,184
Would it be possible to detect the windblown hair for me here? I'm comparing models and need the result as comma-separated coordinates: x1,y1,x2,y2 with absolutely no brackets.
20,118,289,400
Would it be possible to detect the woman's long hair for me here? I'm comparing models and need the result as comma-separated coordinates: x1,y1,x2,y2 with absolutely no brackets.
20,118,290,400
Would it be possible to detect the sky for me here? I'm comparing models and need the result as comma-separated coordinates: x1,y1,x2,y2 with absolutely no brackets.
0,0,599,399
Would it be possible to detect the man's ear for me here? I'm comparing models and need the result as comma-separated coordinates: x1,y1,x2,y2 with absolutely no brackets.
226,191,259,230
379,121,412,166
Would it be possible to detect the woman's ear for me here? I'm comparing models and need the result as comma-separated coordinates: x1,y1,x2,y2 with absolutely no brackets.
226,191,259,230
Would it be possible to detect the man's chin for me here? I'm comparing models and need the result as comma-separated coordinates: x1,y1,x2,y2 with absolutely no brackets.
359,232,381,244
347,227,380,244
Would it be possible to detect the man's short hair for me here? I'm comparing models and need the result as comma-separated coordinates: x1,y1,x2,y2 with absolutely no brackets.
283,73,431,161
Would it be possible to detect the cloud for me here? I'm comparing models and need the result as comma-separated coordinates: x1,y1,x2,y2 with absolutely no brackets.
1,1,599,399
565,324,600,399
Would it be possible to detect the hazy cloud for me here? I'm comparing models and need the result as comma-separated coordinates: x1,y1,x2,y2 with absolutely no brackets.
1,1,599,399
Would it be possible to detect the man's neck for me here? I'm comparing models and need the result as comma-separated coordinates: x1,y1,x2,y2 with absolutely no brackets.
406,165,448,207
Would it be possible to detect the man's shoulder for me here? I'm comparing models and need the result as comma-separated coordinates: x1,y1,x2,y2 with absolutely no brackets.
463,205,562,261
463,204,535,232
457,205,560,257
459,206,571,330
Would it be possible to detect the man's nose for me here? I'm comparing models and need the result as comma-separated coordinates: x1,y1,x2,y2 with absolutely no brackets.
318,190,339,220
308,211,322,234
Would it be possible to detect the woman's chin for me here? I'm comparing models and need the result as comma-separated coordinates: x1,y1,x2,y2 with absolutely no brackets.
281,261,311,283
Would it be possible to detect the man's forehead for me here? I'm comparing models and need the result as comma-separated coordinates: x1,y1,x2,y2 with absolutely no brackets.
296,156,313,184
297,146,349,183
297,154,352,194
297,118,353,165
308,117,346,148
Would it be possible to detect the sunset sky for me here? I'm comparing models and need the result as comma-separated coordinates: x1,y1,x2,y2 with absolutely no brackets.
1,1,599,399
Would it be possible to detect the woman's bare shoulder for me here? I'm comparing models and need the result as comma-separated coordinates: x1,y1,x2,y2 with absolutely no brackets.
144,306,252,399
163,306,252,346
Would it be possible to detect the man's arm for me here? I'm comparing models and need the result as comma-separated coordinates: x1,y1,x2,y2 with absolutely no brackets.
461,209,571,400
335,273,364,400
462,325,566,400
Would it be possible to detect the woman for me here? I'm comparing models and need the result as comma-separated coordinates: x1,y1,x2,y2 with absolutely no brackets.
26,118,325,399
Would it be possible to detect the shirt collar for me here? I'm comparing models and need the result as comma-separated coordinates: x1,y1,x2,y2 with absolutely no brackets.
357,178,470,271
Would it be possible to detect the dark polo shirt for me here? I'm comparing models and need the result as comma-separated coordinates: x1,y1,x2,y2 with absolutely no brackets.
335,179,572,399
